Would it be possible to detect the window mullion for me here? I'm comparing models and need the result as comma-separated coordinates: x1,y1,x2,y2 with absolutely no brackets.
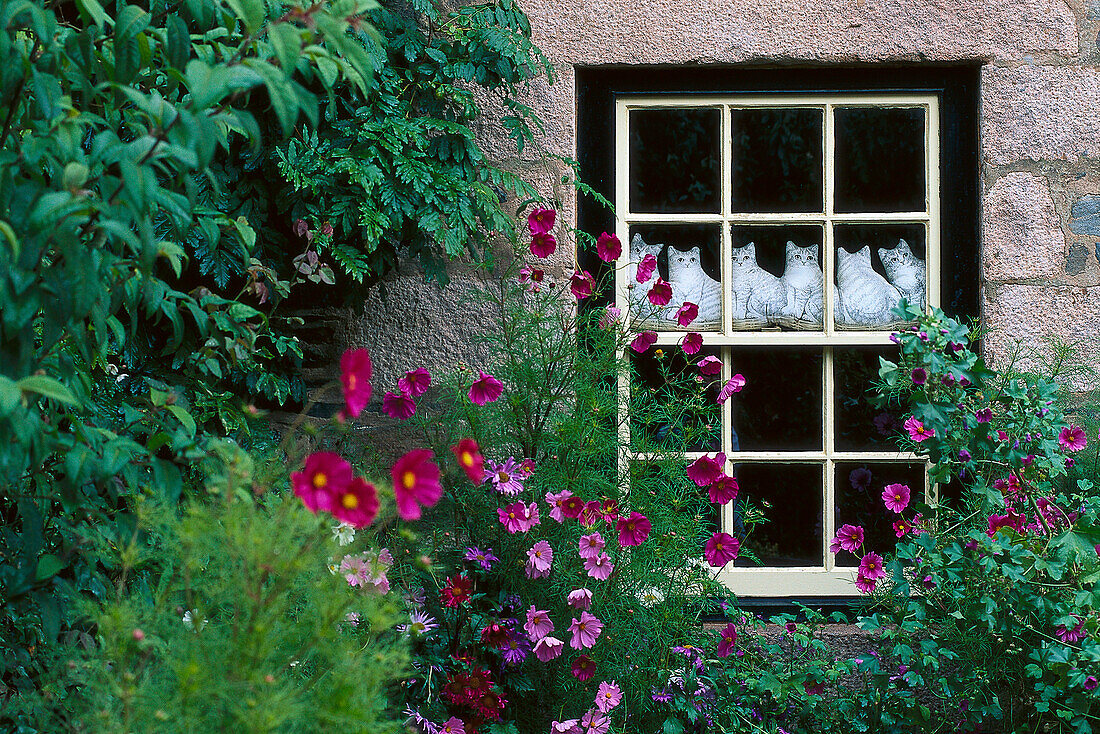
823,346,835,571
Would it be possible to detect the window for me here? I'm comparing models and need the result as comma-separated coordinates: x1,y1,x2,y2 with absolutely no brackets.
577,68,980,598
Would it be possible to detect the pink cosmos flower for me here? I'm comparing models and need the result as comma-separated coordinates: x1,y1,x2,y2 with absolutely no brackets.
830,524,865,553
570,269,596,300
904,416,934,442
524,606,554,641
569,611,604,649
687,453,726,486
531,232,557,258
631,331,658,353
680,332,702,355
698,356,722,375
469,371,504,405
579,710,610,734
382,391,416,420
715,622,737,658
450,438,484,483
717,374,746,403
330,477,380,528
636,254,657,283
398,367,431,398
498,501,540,533
1059,425,1087,452
854,573,876,593
859,552,886,581
485,457,526,495
882,483,911,513
567,588,593,610
594,680,622,713
647,278,672,306
598,306,621,329
616,512,652,546
997,429,1009,441
291,451,352,513
519,265,544,292
552,720,581,734
893,518,912,538
572,654,596,681
704,532,739,567
579,532,606,559
584,553,614,580
561,496,585,519
526,540,553,576
391,449,443,521
339,349,372,418
528,207,556,234
533,635,564,662
987,508,1026,537
546,489,574,522
342,548,392,593
708,475,739,504
675,302,698,326
596,232,621,262
580,500,604,526
975,408,992,423
440,717,465,734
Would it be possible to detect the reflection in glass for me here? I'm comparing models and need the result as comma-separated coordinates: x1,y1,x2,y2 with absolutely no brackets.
628,225,722,331
734,463,823,567
834,224,926,329
729,225,823,330
835,107,926,213
834,462,925,566
728,347,822,451
629,108,721,213
630,347,721,453
732,108,824,213
834,348,902,452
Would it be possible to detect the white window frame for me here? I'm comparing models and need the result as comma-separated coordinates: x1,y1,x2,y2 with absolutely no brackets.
614,94,940,596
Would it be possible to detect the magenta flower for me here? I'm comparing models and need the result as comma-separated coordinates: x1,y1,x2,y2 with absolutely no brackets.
1059,425,1088,452
546,489,574,522
596,232,621,262
859,552,886,581
1055,617,1086,644
882,483,911,513
440,718,465,734
647,278,672,306
704,532,739,567
531,232,557,258
698,355,722,375
569,611,604,649
567,588,593,610
708,475,739,504
570,269,596,300
893,518,912,538
987,508,1026,537
716,374,745,403
598,305,620,329
524,606,554,641
526,540,553,577
616,512,652,546
533,635,565,662
528,207,556,234
910,367,927,385
450,438,484,483
382,391,416,420
631,331,658,353
391,449,443,521
687,453,726,486
339,349,372,419
594,680,622,713
464,546,498,571
674,302,698,326
398,367,431,398
680,332,702,355
854,573,877,593
498,501,540,533
636,253,657,283
572,654,596,681
830,524,865,553
578,532,606,559
904,416,934,442
485,458,525,496
330,478,380,528
291,451,352,513
975,408,993,423
584,553,614,580
519,265,544,292
469,371,504,405
715,622,738,658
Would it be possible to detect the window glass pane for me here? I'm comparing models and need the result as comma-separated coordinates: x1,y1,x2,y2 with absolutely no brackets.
834,462,925,566
734,463,823,567
834,223,926,330
730,225,823,330
628,224,722,331
732,107,823,213
729,347,822,451
834,107,926,213
834,347,903,452
629,108,721,213
630,347,721,453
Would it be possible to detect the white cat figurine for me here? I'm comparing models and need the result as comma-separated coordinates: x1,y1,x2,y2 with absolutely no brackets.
878,239,926,312
779,241,823,325
836,246,902,327
667,245,721,328
730,242,785,324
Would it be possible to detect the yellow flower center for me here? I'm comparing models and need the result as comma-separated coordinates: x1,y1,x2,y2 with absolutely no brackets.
347,374,356,390
461,452,473,467
402,471,416,489
342,493,358,509
313,472,327,488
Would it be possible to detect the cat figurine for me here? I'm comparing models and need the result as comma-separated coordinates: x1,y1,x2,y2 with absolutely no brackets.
627,233,665,327
729,243,785,324
779,241,823,325
666,245,721,328
878,238,926,312
836,246,902,327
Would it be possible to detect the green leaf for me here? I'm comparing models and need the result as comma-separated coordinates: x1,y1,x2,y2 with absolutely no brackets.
268,22,302,75
243,59,298,134
165,14,191,69
75,0,108,27
61,162,89,191
17,376,79,406
35,554,65,581
167,404,197,436
0,375,20,416
225,0,265,34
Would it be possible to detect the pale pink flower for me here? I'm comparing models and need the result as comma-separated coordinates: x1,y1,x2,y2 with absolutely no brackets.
546,489,574,522
440,717,465,734
569,611,604,649
578,532,606,559
584,553,614,580
579,709,610,734
552,720,581,734
524,606,554,641
904,416,934,442
533,635,565,661
526,540,554,576
594,680,622,713
567,588,592,610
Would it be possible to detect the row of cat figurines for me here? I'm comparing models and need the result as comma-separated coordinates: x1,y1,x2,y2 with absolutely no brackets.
626,234,926,330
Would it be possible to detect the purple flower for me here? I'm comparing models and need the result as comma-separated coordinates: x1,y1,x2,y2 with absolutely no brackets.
464,546,498,571
830,524,865,553
911,367,927,385
484,457,525,496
